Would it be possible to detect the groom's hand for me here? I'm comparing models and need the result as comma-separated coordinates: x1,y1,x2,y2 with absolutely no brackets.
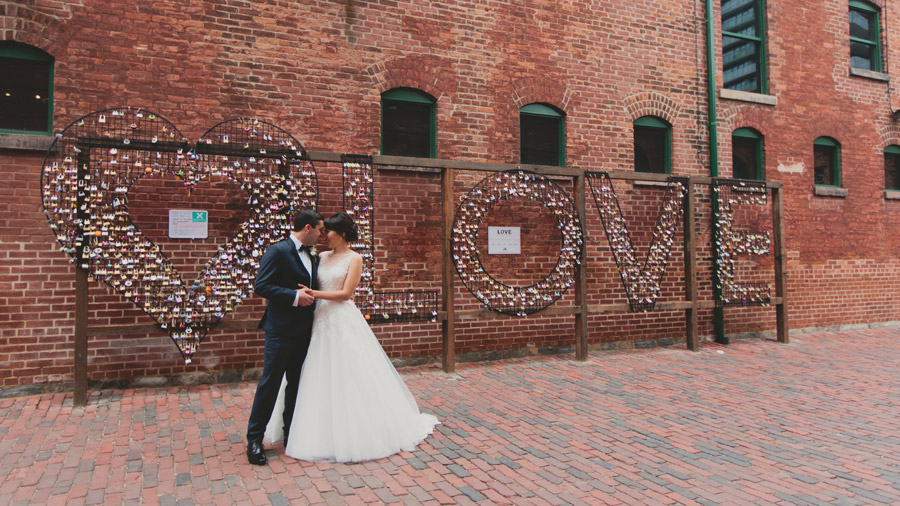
296,285,315,306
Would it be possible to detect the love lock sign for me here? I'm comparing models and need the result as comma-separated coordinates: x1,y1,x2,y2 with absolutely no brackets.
41,108,318,363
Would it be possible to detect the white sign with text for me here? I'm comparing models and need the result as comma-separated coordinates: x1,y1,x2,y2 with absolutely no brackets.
488,226,521,254
169,210,209,239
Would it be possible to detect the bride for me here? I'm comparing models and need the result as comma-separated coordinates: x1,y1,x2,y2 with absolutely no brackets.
264,212,439,462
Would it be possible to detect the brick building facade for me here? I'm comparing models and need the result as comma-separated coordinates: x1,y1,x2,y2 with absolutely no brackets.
2,0,899,394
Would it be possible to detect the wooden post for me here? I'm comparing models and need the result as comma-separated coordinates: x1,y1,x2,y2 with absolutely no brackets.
441,168,456,372
73,148,90,406
74,263,89,406
683,179,699,351
772,184,789,343
574,173,589,361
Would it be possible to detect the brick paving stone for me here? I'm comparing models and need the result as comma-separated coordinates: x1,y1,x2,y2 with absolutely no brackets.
6,329,900,504
373,487,399,503
457,485,486,502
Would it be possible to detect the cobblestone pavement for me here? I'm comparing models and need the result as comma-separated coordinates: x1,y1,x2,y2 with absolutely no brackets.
3,328,900,505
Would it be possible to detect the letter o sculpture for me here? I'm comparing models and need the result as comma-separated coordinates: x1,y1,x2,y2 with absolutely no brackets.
451,169,584,316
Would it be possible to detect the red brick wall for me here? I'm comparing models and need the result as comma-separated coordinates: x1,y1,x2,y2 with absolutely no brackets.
2,0,899,392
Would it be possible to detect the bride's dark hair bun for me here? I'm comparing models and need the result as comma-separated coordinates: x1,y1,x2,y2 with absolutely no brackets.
325,212,359,242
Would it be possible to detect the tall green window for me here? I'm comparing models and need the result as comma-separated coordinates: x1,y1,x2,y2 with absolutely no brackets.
520,103,565,167
722,0,766,93
634,116,671,174
381,88,436,158
814,137,841,187
849,1,881,72
0,41,53,134
885,145,900,190
732,128,763,180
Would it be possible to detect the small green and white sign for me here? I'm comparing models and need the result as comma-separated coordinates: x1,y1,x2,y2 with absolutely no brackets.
169,209,209,239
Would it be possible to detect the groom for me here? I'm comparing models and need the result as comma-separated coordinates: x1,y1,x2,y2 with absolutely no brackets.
246,208,324,465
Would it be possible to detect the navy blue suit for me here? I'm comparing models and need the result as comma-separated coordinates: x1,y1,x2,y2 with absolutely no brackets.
246,238,318,444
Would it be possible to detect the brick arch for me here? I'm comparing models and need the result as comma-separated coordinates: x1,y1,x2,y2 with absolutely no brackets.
510,77,576,114
720,109,768,140
624,91,682,124
1,4,79,57
880,124,900,149
365,55,455,102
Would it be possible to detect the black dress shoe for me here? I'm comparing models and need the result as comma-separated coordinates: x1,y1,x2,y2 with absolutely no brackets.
247,440,267,466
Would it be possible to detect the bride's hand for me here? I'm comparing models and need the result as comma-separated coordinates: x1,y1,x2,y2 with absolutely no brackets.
296,284,315,306
298,284,315,298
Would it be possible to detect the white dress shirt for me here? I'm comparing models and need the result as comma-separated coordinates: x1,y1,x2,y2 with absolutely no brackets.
289,235,312,307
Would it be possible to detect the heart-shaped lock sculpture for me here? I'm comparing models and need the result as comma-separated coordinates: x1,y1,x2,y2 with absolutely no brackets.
41,108,318,362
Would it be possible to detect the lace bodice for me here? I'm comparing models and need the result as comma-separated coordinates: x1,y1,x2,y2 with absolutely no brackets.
316,251,355,291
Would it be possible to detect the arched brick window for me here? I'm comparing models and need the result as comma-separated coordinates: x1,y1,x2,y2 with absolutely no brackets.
381,88,436,158
732,128,764,180
0,41,53,134
850,0,882,72
520,103,565,167
884,145,900,190
633,116,671,174
814,137,841,187
722,0,767,93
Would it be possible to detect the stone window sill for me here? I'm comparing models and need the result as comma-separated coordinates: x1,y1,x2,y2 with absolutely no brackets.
719,89,777,106
633,179,670,188
0,133,55,151
849,67,889,82
814,186,848,198
885,190,900,200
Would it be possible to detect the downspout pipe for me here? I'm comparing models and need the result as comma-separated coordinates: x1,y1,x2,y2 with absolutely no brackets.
705,0,719,177
705,0,727,342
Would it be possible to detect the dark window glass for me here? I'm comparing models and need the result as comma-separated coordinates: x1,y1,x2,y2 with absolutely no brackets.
0,51,51,132
634,124,668,174
849,2,880,71
850,10,875,40
851,40,876,70
814,144,837,186
885,148,900,190
382,94,434,158
722,0,763,93
732,135,760,180
521,114,561,166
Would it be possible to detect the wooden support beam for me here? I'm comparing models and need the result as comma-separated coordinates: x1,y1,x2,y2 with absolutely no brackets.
574,173,589,361
773,185,790,343
74,268,88,407
305,151,583,177
683,180,700,351
441,168,456,372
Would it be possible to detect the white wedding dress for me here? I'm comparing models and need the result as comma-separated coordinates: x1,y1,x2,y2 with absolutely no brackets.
264,251,439,462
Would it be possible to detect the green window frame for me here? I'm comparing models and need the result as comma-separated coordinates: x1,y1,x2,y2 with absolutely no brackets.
520,103,565,167
0,41,54,135
814,137,841,187
884,145,900,190
732,128,764,180
381,88,436,158
633,116,671,174
722,0,767,93
849,0,881,72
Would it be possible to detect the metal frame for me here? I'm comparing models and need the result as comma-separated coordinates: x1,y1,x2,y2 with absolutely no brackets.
65,148,787,405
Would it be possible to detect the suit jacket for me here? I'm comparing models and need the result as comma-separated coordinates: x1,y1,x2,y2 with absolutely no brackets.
254,238,318,335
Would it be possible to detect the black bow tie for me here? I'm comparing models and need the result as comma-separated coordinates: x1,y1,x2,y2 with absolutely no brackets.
298,244,310,254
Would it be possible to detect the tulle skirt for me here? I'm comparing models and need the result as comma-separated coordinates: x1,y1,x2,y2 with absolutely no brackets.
264,299,438,462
